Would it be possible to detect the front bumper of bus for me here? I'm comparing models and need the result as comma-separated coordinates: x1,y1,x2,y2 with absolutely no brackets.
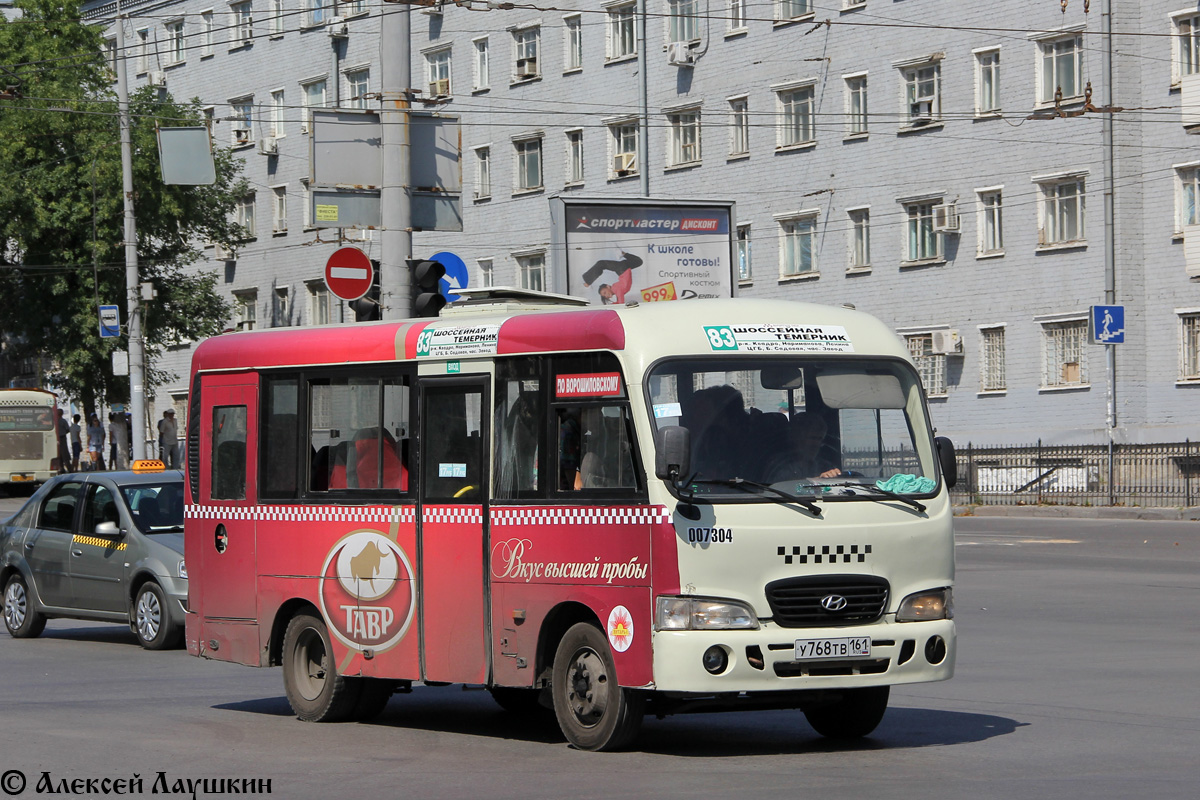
649,618,955,693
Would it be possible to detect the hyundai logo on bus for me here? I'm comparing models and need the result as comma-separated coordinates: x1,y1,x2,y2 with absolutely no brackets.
820,594,849,612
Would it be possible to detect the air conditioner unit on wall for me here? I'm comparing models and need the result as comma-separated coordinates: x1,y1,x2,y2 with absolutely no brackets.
613,152,636,175
932,202,960,233
666,41,695,67
931,329,963,355
516,58,538,78
429,78,450,97
148,70,166,87
233,127,251,146
910,98,933,123
213,243,236,261
257,136,278,155
1183,73,1200,129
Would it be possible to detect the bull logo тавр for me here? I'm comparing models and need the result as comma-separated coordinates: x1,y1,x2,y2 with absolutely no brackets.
319,531,415,652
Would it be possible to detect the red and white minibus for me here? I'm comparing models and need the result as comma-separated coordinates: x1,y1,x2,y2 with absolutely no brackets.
185,292,957,750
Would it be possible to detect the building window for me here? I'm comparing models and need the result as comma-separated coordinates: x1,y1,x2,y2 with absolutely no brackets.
776,0,812,24
103,38,117,77
271,186,287,233
234,290,257,331
305,0,325,27
343,0,368,16
902,60,941,125
848,208,870,269
270,0,284,35
230,96,254,147
1041,319,1088,388
1175,14,1200,82
517,252,546,291
474,146,491,200
905,334,946,397
514,136,543,192
345,69,369,110
1037,175,1085,246
845,74,867,136
270,89,285,137
478,259,494,288
778,213,818,277
728,0,747,31
301,78,327,133
426,49,451,97
473,37,490,90
903,200,941,262
230,2,253,47
1177,165,1200,232
609,121,638,177
736,224,752,281
273,287,290,327
607,3,636,60
1181,313,1200,381
565,14,583,71
307,280,340,325
777,84,815,148
566,130,584,185
977,188,1004,256
975,48,1000,114
1038,34,1083,104
237,194,256,238
513,26,540,81
729,96,749,156
165,20,184,64
200,11,214,57
667,108,701,167
980,326,1006,392
667,0,700,42
136,28,150,74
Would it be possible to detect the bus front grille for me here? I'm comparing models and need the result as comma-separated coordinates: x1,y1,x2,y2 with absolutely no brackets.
764,575,889,627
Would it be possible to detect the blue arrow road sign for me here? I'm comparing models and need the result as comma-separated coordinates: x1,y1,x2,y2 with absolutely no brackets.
1090,305,1125,344
99,305,121,338
431,251,468,302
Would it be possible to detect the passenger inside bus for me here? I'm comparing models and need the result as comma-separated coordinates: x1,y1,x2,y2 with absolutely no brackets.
327,428,407,491
685,385,748,479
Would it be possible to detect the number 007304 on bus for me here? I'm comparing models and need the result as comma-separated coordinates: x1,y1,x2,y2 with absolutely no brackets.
184,294,957,751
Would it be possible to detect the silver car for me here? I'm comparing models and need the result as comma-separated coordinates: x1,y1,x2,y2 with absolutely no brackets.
1,469,186,649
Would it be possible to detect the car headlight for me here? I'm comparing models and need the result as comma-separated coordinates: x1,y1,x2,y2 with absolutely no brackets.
177,559,188,579
655,596,759,631
896,588,953,622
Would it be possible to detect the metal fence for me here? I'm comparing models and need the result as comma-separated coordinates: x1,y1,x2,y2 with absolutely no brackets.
949,440,1200,508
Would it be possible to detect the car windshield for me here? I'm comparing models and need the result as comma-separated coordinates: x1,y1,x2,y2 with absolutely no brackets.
121,482,185,533
647,357,938,500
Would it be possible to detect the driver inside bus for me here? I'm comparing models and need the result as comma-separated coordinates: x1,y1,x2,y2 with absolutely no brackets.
686,385,748,479
765,412,843,482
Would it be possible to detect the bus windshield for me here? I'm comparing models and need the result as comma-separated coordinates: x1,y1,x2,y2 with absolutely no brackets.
647,357,938,499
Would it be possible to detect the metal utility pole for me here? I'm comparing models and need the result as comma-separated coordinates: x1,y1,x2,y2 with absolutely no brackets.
1102,0,1117,432
379,2,413,320
115,7,147,460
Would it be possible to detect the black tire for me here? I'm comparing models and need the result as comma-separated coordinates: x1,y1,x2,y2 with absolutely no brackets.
133,582,183,650
348,677,394,722
3,573,46,639
551,622,644,751
803,686,890,739
282,612,361,722
489,686,552,717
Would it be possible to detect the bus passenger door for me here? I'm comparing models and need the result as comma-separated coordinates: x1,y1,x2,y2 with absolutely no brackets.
197,377,258,624
418,378,489,685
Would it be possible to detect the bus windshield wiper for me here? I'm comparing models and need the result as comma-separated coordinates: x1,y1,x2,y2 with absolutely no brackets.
823,481,926,513
691,477,822,515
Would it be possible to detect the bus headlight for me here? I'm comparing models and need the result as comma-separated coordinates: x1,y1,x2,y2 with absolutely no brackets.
655,596,760,631
896,588,953,621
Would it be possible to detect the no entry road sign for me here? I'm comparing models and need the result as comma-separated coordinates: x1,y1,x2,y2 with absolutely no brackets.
324,247,374,301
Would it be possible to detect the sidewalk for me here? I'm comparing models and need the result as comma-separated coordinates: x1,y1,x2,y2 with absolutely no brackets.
954,504,1200,521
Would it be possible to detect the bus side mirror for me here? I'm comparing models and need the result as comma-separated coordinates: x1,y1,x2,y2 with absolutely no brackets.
935,436,957,489
655,426,691,483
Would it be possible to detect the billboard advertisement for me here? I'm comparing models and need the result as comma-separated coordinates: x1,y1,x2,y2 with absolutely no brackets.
556,199,734,306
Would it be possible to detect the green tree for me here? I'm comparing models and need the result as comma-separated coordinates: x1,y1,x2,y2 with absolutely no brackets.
0,0,247,424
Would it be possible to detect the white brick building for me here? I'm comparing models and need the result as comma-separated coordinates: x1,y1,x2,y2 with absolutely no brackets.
82,0,1200,445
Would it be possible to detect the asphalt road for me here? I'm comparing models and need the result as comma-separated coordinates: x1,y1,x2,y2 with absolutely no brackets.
1,514,1196,799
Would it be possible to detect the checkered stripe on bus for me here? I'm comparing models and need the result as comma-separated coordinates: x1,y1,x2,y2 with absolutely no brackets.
185,505,416,524
490,506,670,526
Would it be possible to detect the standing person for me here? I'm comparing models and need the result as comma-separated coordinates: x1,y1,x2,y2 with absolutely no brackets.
69,414,82,471
109,412,128,471
54,409,71,473
86,414,106,471
158,409,179,468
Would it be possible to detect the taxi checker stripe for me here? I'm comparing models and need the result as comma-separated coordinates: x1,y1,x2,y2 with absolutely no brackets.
184,505,417,524
490,506,670,525
72,534,128,550
183,505,668,525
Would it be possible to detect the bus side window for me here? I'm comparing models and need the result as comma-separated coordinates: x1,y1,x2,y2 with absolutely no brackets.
212,406,247,500
494,372,541,500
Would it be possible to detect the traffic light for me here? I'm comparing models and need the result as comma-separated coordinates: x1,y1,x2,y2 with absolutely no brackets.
409,258,446,318
348,264,381,321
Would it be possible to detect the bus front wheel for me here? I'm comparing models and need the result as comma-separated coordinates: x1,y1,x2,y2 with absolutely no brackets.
551,622,644,751
282,612,360,722
803,686,890,739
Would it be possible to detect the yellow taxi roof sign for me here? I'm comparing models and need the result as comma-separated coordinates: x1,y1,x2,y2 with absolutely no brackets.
131,459,166,473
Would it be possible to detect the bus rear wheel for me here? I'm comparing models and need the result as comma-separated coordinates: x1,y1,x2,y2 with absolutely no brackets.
551,622,643,751
803,686,890,739
282,612,360,722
